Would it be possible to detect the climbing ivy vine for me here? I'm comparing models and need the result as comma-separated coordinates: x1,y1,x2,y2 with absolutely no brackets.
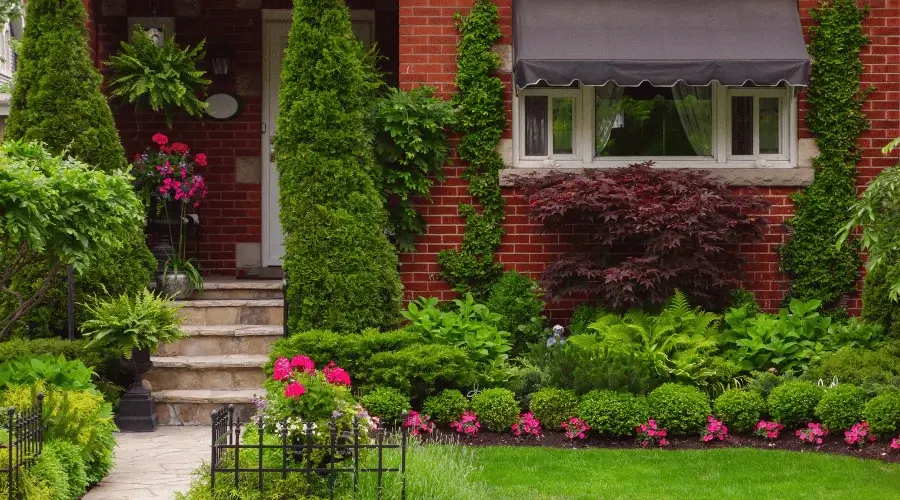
779,0,870,308
437,0,507,299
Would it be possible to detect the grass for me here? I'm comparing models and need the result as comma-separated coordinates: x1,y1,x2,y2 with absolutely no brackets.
471,446,900,500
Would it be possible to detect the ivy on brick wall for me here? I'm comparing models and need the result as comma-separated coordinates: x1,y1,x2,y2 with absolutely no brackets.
779,0,870,308
437,0,507,299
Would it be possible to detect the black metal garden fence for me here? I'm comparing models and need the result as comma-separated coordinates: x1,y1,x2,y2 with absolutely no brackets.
210,405,407,500
2,394,45,500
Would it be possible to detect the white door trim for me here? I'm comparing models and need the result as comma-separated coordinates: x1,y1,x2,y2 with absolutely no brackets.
261,14,290,267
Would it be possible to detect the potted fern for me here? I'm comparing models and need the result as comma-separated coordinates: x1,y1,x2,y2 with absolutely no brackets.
81,289,185,431
106,27,210,127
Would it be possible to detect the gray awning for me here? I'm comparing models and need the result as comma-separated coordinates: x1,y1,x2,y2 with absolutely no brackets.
513,0,811,89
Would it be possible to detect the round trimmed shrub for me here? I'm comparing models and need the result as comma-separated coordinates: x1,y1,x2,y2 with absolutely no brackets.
45,439,88,499
647,384,710,435
713,389,766,433
863,392,900,437
815,384,869,431
578,390,649,436
470,388,520,432
766,381,824,428
423,389,469,426
529,388,579,430
360,387,410,424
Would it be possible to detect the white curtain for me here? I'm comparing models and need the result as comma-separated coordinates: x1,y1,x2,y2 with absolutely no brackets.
672,82,713,156
595,84,625,155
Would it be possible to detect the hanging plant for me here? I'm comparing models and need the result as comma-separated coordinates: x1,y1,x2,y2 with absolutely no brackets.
106,28,210,127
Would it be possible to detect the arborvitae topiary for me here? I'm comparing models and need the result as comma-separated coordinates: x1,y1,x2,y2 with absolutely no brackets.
275,0,402,332
1,0,154,337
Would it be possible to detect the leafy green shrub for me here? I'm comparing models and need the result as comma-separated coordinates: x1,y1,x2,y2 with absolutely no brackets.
402,294,511,383
804,344,900,390
29,446,68,500
767,381,825,428
578,390,649,437
647,384,710,435
373,86,455,252
45,439,88,499
81,289,185,357
730,289,761,316
276,0,401,333
538,333,657,395
569,305,605,336
713,390,767,433
470,388,519,432
826,318,885,350
503,359,549,407
1,383,116,485
528,388,578,430
861,262,900,338
815,384,869,431
744,370,787,398
863,392,900,437
367,344,476,403
486,271,546,357
360,387,410,424
0,354,96,393
423,390,469,427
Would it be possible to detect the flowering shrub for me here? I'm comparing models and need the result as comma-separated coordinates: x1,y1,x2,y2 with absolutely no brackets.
754,420,785,441
132,133,208,208
450,411,481,437
323,362,351,386
796,423,827,445
403,411,435,437
891,437,900,451
844,422,877,449
701,416,728,443
561,417,590,441
635,419,669,448
511,413,541,438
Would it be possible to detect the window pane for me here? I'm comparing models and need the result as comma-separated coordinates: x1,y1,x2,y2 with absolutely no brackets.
552,97,574,155
600,84,702,157
731,96,754,156
524,96,548,156
759,98,780,154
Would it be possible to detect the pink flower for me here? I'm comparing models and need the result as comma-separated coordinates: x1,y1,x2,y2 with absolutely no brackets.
450,411,481,437
290,355,315,374
659,438,669,447
404,411,435,436
561,417,590,440
152,133,169,146
284,381,306,399
890,438,900,450
323,362,351,386
194,153,208,167
171,142,189,154
511,413,541,438
273,357,292,381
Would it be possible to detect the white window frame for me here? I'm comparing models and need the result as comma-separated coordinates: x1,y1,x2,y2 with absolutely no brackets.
513,83,799,169
517,88,582,162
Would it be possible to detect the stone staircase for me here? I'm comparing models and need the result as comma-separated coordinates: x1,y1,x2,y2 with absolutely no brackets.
145,279,283,425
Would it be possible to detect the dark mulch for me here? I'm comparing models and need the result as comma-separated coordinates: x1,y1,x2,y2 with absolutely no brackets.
425,427,900,464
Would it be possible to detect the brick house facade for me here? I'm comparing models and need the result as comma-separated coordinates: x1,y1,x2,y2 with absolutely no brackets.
86,0,900,318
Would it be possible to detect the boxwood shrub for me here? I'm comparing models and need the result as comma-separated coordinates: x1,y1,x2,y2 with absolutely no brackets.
647,384,710,435
863,392,900,437
359,387,410,425
713,389,767,433
815,384,869,431
529,388,579,430
470,388,519,432
767,381,824,428
423,389,469,427
578,390,649,437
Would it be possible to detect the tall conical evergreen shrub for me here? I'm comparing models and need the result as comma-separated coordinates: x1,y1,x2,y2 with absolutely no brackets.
0,0,155,336
275,0,402,332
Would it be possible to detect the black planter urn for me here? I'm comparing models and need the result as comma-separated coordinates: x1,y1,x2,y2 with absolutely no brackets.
115,347,158,432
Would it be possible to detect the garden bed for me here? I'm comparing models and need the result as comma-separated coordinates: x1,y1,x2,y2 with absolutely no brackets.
430,429,900,463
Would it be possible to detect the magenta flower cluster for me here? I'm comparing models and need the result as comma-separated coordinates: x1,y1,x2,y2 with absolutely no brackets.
891,437,900,451
795,423,827,445
635,419,668,448
701,416,728,443
450,411,481,437
322,362,351,386
403,411,435,437
754,420,784,440
561,417,590,441
511,413,541,438
271,354,351,401
133,133,208,207
844,422,877,449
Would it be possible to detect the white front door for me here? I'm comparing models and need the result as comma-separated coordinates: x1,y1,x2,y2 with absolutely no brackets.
261,10,377,267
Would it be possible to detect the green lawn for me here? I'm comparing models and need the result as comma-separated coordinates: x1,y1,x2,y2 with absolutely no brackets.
470,447,900,500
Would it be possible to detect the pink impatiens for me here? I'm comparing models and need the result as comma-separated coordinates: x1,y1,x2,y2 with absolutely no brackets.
891,437,900,451
635,419,668,448
450,411,481,437
561,417,590,441
844,422,877,449
754,420,784,441
403,411,435,437
796,423,827,445
702,416,728,443
511,413,541,438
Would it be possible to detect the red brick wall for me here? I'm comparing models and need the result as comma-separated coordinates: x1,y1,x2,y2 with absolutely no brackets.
397,0,900,319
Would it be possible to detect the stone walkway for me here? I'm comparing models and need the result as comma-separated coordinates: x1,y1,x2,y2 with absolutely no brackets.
83,427,209,500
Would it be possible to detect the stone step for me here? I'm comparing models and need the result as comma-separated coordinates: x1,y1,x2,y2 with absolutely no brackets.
193,280,283,300
144,355,268,391
157,325,283,357
176,299,283,326
155,389,260,426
